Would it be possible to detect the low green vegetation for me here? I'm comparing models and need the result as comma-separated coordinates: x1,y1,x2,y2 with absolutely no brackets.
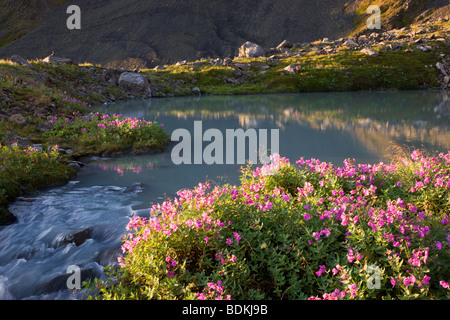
85,151,450,300
143,46,442,95
44,111,170,157
0,144,75,223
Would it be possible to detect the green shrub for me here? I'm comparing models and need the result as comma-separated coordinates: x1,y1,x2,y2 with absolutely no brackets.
0,144,75,223
44,112,170,155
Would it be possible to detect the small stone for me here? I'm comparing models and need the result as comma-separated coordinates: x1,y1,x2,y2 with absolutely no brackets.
192,87,201,95
9,114,26,124
360,48,379,57
416,45,432,52
175,60,187,66
283,64,297,74
436,62,448,76
276,40,293,49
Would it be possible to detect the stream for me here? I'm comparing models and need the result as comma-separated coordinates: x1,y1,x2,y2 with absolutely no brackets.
0,91,449,299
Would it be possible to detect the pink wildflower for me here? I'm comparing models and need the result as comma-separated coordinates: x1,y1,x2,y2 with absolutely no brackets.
316,265,327,276
422,275,431,285
390,277,397,288
233,232,241,244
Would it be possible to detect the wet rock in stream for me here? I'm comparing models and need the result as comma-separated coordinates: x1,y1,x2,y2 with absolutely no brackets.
57,227,93,247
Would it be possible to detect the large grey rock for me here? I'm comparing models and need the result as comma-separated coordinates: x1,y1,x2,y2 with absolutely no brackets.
238,41,265,58
118,72,150,94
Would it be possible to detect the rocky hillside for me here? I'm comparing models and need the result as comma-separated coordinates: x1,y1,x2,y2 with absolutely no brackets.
0,0,448,68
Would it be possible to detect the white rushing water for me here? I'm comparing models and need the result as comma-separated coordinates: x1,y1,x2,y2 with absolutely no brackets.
0,181,146,299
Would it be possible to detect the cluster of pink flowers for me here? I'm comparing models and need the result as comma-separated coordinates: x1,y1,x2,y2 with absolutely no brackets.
196,281,231,300
166,256,178,278
308,283,358,300
57,90,92,108
49,110,164,133
117,150,449,299
215,251,237,264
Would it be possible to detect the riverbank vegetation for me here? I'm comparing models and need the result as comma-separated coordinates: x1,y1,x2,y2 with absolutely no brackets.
85,150,449,300
145,48,441,96
0,144,75,224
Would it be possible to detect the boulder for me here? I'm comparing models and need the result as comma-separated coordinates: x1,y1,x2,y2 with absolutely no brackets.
118,72,150,94
360,48,379,57
238,41,265,58
10,55,32,67
61,228,92,247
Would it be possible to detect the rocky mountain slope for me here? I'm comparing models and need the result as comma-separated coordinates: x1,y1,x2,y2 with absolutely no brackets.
0,0,67,46
0,0,449,68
